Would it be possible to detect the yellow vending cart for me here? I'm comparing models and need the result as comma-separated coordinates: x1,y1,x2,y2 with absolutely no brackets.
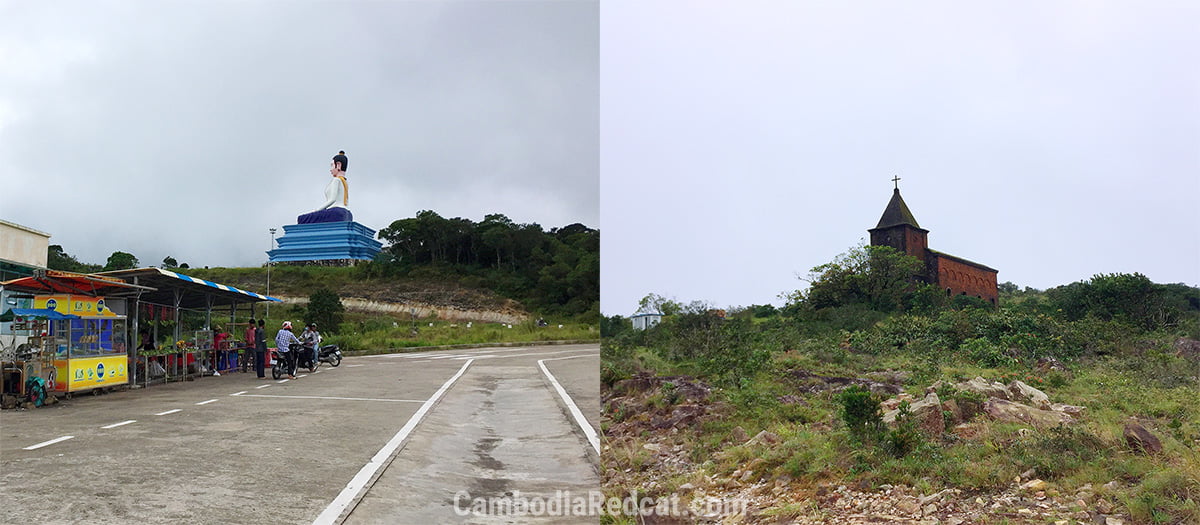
35,295,129,394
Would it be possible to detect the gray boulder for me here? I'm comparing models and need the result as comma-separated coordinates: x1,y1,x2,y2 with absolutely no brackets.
1007,380,1051,410
983,398,1076,427
957,376,1010,400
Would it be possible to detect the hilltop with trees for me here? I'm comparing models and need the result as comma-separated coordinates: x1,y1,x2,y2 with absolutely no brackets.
602,244,1200,524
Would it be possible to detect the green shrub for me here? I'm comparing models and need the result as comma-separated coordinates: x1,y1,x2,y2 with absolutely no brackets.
1125,470,1200,524
839,385,884,444
877,314,934,348
305,288,345,334
881,401,922,458
960,337,1017,367
1011,425,1108,479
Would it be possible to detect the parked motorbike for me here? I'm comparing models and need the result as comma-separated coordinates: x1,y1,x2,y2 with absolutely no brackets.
270,343,308,379
318,344,342,367
296,344,317,373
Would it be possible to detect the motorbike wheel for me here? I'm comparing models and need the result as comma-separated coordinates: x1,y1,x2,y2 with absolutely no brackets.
271,363,281,380
330,355,341,367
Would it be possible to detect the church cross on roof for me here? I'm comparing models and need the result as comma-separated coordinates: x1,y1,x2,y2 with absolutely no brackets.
874,178,921,229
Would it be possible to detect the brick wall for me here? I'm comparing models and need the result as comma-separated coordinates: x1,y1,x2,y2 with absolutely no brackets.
933,255,998,304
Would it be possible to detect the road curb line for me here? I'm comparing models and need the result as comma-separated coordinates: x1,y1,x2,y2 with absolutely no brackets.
538,355,600,455
313,358,475,525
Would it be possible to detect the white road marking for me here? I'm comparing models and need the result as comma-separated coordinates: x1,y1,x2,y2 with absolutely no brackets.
277,379,290,383
255,384,271,389
344,364,364,368
465,348,597,360
233,394,427,403
23,436,74,450
155,409,182,416
231,391,248,396
538,356,600,455
313,359,475,525
195,399,218,405
100,420,136,429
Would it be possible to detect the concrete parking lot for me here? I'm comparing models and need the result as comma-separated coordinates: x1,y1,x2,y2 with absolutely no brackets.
0,343,599,524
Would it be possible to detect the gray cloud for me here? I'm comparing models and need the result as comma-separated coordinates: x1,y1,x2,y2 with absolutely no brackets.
1,1,597,269
600,1,1199,313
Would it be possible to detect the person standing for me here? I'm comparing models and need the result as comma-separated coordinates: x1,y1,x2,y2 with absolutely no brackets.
255,319,267,378
275,321,301,379
300,323,319,370
242,319,256,373
212,326,229,376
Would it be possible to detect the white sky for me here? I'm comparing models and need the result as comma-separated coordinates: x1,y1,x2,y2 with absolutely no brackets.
0,1,598,269
600,1,1200,314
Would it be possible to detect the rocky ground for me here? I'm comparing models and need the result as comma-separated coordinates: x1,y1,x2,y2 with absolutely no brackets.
602,371,1148,524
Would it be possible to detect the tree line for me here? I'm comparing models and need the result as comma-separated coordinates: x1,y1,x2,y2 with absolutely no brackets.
370,211,599,317
47,246,162,273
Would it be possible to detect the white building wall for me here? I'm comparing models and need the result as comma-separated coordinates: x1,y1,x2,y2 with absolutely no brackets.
0,220,51,269
631,314,662,330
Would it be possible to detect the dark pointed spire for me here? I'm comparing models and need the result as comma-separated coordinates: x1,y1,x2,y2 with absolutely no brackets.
875,188,920,229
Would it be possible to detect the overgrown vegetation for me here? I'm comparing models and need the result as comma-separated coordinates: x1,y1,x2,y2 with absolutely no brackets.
602,244,1200,522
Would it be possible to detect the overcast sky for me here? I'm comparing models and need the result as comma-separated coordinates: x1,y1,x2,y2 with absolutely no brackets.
599,2,1199,314
0,1,597,270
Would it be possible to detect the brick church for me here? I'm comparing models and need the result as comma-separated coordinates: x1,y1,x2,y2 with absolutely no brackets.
868,184,999,304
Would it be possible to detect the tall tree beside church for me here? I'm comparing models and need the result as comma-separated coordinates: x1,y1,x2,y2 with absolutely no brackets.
796,244,923,312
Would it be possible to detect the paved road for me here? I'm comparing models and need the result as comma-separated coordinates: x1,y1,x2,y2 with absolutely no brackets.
0,343,599,524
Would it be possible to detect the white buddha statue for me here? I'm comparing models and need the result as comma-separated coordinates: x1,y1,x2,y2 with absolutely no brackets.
297,151,353,224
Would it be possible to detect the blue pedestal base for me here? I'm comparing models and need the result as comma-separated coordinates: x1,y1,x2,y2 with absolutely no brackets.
267,221,383,264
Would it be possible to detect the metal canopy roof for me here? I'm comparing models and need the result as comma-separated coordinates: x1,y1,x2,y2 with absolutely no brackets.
1,270,154,297
95,268,280,309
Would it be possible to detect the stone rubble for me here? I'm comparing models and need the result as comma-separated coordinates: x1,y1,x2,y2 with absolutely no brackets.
602,373,1141,524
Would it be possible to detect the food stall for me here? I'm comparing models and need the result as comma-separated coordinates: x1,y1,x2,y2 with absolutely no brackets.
32,294,130,394
0,308,76,401
1,271,152,400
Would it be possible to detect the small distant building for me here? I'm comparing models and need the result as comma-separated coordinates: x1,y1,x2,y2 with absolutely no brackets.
0,219,51,281
630,312,662,330
868,183,999,304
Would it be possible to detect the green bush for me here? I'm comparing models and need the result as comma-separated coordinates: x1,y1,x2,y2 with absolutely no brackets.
881,402,922,458
305,288,345,334
1048,273,1196,332
1125,470,1200,524
839,385,884,444
699,318,771,387
960,337,1017,368
1011,425,1108,479
877,314,934,348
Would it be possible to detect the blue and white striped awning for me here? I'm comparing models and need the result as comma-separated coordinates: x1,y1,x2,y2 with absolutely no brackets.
94,268,280,309
159,270,281,302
